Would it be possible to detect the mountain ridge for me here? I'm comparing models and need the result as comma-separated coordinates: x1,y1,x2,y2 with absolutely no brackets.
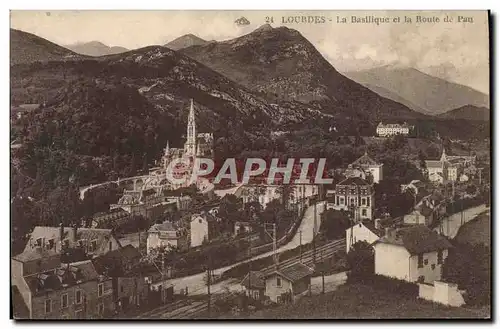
65,41,129,56
344,65,489,115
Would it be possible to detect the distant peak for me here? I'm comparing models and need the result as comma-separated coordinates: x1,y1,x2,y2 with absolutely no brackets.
254,24,273,32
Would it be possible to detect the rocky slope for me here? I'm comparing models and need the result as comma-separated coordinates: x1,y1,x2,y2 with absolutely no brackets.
180,25,422,120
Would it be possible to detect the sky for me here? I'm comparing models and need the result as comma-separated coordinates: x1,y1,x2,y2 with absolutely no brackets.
10,10,490,94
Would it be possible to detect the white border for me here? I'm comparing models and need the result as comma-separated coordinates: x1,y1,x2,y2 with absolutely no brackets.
2,1,498,329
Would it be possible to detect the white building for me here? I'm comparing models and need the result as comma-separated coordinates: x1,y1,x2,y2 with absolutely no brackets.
345,221,384,253
376,122,412,137
346,152,384,184
190,213,219,248
373,225,452,284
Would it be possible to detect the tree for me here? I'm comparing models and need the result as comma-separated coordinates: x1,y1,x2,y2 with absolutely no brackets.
346,241,374,281
319,209,350,240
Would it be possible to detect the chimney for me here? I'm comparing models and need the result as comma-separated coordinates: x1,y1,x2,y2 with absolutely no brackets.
71,224,77,243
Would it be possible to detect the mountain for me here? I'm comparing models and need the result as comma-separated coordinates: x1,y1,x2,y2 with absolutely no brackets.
344,65,490,115
180,25,422,120
10,28,82,65
165,34,210,51
65,41,129,56
437,105,489,121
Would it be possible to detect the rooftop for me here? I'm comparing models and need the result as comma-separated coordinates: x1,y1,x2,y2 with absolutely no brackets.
241,271,265,289
351,152,380,167
265,263,314,282
375,225,452,255
337,176,370,187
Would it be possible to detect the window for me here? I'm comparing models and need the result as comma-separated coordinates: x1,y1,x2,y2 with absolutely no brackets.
109,241,112,251
61,293,68,309
418,275,425,283
36,237,43,247
75,290,82,304
417,254,424,268
47,239,55,250
366,197,370,206
98,283,104,297
362,209,367,217
437,250,444,264
336,196,339,205
254,291,260,299
45,299,52,314
340,197,344,205
361,198,366,206
90,240,98,252
276,277,282,287
121,285,124,293
98,303,104,315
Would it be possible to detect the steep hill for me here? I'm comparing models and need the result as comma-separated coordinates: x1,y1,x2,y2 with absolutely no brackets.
180,25,422,120
437,105,490,121
344,65,490,115
65,41,129,56
10,28,82,64
165,34,211,51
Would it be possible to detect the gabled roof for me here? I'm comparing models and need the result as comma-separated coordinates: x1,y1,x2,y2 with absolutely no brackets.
351,152,380,167
375,225,452,255
23,260,99,295
265,263,314,282
241,271,265,289
148,221,177,233
337,176,370,186
12,248,59,263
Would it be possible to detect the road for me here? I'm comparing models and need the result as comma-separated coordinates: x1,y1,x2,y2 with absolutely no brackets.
169,201,326,296
434,204,488,239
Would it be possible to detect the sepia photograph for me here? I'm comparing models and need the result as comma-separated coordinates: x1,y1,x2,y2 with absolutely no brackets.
9,10,491,320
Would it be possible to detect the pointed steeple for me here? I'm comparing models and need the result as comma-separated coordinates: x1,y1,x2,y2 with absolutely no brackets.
165,140,170,155
184,99,197,156
440,147,447,162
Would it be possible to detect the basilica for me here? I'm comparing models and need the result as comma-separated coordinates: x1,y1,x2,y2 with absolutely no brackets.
112,99,214,213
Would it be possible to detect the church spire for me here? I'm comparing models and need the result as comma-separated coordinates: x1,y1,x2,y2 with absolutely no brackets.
185,99,197,156
440,147,447,162
165,140,170,155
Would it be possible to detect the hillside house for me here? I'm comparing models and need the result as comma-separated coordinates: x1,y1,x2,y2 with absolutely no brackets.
92,245,148,314
190,212,220,247
11,251,114,319
234,221,253,236
264,263,314,304
147,220,188,253
376,122,412,137
326,177,374,220
240,271,265,301
24,224,122,258
345,221,384,253
346,152,384,184
373,225,452,284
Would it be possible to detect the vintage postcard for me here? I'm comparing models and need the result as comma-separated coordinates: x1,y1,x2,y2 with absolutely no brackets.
10,10,491,320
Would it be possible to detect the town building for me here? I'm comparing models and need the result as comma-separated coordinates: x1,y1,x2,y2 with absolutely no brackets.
376,122,412,137
92,245,149,314
373,225,452,284
264,263,314,304
346,152,384,184
423,149,476,183
326,177,375,221
400,180,427,196
147,220,188,253
24,224,122,258
234,221,253,236
240,271,266,301
190,212,220,247
240,184,318,210
12,250,114,319
345,221,384,253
